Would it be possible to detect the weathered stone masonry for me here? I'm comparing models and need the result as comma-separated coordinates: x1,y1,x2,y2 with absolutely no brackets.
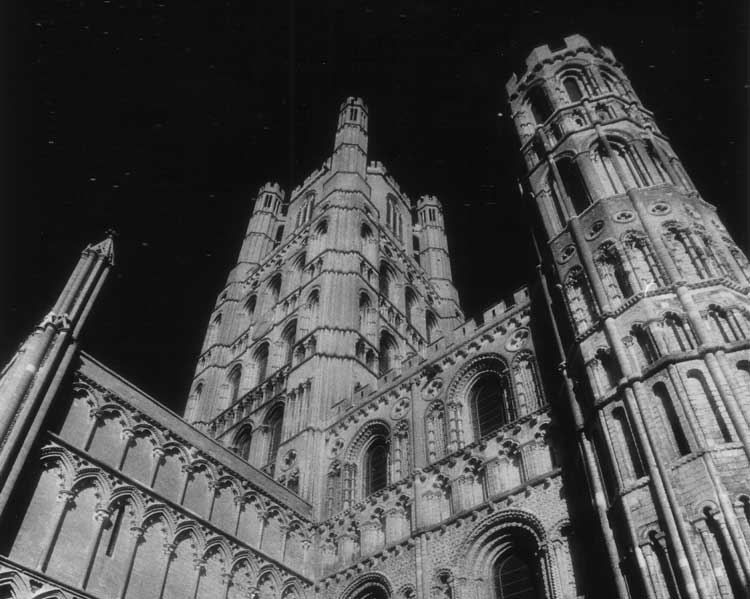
0,34,748,599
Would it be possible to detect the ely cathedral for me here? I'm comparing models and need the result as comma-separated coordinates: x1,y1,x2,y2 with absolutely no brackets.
1,34,749,599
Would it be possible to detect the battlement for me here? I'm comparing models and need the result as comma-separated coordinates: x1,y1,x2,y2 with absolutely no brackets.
366,160,387,175
505,33,617,97
290,159,332,199
339,96,368,114
417,195,442,210
257,181,285,199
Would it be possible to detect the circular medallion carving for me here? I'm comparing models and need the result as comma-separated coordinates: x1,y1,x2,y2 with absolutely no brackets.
613,210,635,223
558,244,576,263
649,202,671,216
390,397,411,420
585,220,605,240
327,437,344,459
505,327,531,352
421,378,443,401
281,449,297,471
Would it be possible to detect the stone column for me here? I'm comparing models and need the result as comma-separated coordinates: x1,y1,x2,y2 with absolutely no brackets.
37,489,74,571
81,508,111,588
117,526,144,599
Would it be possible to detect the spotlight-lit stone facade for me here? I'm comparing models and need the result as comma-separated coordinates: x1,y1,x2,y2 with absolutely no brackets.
1,34,748,599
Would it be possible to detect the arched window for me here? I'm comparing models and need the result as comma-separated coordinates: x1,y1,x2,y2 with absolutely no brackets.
645,140,673,185
364,436,389,496
379,262,396,302
314,219,328,238
470,371,514,439
254,343,269,385
591,143,624,196
426,310,439,344
493,548,539,599
268,273,282,306
228,365,242,405
632,324,658,366
595,242,634,305
564,267,596,333
707,305,741,343
208,313,222,346
545,169,568,230
562,76,584,102
266,405,284,468
685,369,732,444
405,287,418,325
245,295,257,321
295,191,315,228
306,287,320,322
235,427,253,461
554,156,591,215
527,85,552,125
378,331,399,376
359,292,372,331
361,222,373,241
274,225,284,245
282,320,297,364
612,406,646,480
622,233,664,290
385,195,404,241
663,313,695,352
652,382,690,458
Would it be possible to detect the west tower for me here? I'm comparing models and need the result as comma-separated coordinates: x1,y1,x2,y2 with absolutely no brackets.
508,35,750,598
185,98,463,514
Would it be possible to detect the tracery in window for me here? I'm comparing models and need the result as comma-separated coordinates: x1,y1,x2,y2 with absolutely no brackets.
470,371,514,439
492,543,540,599
295,192,315,228
386,195,404,241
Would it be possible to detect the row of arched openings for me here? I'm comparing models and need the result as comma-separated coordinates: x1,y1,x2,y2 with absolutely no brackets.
545,137,684,229
526,64,629,126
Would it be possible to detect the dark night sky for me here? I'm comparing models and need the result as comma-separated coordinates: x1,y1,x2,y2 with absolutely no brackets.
1,1,747,413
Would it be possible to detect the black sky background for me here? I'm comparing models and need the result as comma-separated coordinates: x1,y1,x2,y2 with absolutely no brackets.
1,1,747,413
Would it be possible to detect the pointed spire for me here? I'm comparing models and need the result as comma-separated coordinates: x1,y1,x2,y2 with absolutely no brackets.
87,228,116,265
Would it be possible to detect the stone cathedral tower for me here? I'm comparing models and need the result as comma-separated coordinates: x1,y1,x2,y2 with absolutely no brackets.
0,33,748,599
184,97,463,515
507,34,750,599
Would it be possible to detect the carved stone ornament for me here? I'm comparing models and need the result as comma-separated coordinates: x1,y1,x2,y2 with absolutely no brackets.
421,377,443,401
649,202,671,216
505,327,530,352
328,437,345,459
613,210,635,223
390,397,411,420
585,220,605,240
685,205,702,220
281,449,297,471
558,244,576,263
